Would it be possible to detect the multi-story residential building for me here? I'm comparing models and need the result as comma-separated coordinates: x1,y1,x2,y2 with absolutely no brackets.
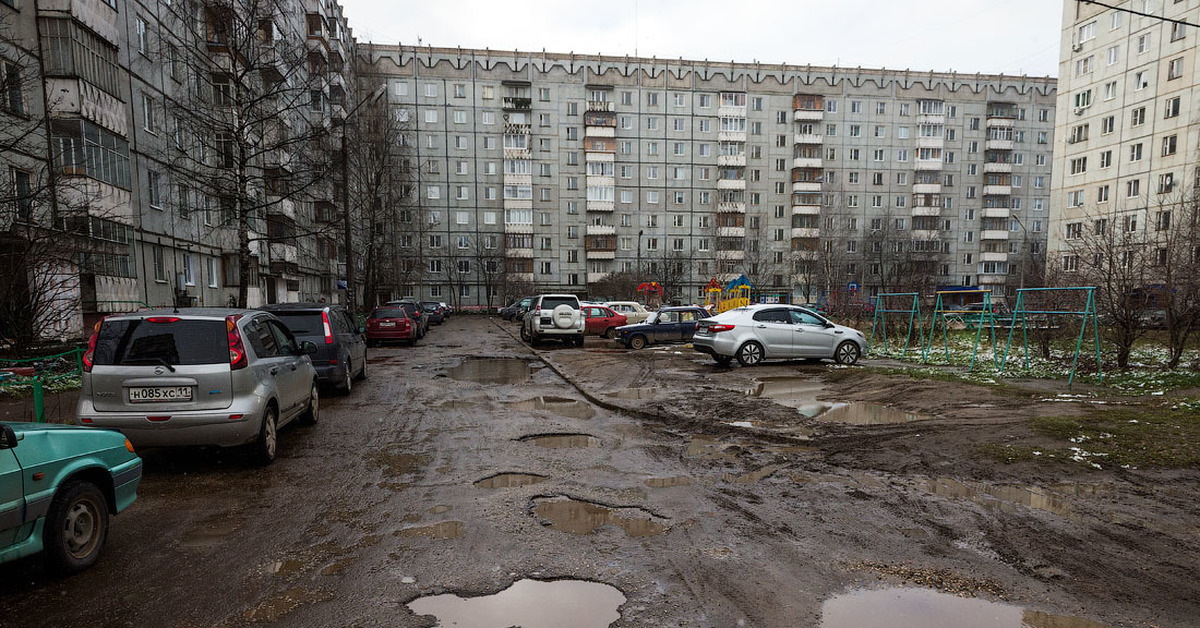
364,45,1056,307
1051,1,1195,278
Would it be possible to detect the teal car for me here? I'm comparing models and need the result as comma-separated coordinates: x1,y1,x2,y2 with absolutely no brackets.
0,422,141,573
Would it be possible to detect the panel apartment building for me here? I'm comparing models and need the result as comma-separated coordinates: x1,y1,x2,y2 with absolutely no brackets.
1,0,356,340
361,45,1057,307
1051,1,1197,274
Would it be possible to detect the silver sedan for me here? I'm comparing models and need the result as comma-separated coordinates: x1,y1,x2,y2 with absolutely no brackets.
692,304,867,366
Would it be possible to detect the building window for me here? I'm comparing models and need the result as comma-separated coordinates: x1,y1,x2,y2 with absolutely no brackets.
1168,57,1184,80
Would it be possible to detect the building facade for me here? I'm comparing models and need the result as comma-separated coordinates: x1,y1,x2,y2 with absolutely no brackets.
1051,0,1196,275
363,46,1057,307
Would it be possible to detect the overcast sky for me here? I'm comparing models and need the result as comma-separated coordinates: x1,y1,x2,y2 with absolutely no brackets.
345,0,1064,78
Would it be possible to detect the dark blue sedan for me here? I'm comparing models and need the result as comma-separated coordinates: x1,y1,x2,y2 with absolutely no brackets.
616,306,709,350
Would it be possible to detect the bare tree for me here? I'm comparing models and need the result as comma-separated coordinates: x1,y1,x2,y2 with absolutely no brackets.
1145,188,1200,369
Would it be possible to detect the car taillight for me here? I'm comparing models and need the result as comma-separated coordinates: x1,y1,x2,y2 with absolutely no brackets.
708,324,736,333
145,316,181,323
321,311,334,344
226,314,247,370
82,319,102,373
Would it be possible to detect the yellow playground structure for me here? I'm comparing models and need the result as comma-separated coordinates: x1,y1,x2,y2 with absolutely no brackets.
705,276,753,314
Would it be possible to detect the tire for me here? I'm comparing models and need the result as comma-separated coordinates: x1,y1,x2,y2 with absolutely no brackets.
603,327,616,339
254,404,279,465
736,341,764,367
365,339,377,348
551,304,577,330
299,383,320,425
43,481,109,574
714,355,733,367
628,335,647,350
355,356,368,381
520,324,531,342
338,361,353,395
408,337,417,347
835,341,861,365
573,335,585,348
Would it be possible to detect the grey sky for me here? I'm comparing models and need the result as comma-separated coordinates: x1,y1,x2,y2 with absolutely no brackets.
345,0,1064,78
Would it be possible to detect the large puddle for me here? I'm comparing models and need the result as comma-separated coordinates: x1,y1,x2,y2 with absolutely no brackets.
407,578,625,628
474,473,547,489
606,387,659,400
532,496,668,536
507,396,596,419
912,477,1109,518
747,377,927,424
447,358,532,384
821,588,1111,627
519,433,601,449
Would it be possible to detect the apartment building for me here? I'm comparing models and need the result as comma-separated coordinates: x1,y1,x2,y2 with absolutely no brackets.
1051,0,1195,272
363,46,1056,306
1,0,356,339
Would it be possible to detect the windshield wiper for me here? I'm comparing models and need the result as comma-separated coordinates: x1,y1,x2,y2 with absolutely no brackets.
120,357,177,372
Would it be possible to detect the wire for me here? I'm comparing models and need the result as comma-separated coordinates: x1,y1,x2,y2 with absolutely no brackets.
1078,0,1198,28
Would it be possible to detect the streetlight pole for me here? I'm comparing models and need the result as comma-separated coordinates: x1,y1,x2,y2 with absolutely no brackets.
637,229,644,289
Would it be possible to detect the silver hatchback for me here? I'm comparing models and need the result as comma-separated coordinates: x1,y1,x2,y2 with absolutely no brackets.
692,304,867,366
76,308,319,464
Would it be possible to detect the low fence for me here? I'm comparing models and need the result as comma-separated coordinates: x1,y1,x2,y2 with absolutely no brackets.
0,347,84,422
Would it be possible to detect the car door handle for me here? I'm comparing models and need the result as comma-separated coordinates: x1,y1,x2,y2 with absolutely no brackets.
756,325,767,328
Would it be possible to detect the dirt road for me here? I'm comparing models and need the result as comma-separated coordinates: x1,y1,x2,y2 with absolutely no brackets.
0,316,1194,627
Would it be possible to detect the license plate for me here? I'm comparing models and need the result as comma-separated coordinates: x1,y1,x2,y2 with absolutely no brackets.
379,322,396,327
128,386,192,403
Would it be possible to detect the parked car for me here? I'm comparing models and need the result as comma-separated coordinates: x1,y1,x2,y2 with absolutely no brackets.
605,301,652,324
439,302,454,317
260,303,368,394
385,300,430,338
0,422,141,573
76,308,320,465
501,297,535,321
616,306,709,350
420,301,447,325
583,305,628,338
521,295,586,347
365,307,418,347
692,304,867,366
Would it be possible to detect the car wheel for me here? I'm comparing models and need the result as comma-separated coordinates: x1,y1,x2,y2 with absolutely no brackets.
628,335,647,350
254,404,279,465
736,341,764,367
714,355,733,367
43,481,109,574
365,339,376,348
356,356,368,381
603,327,616,339
573,336,585,348
408,337,418,347
338,362,353,395
300,382,320,425
520,324,530,342
835,341,861,365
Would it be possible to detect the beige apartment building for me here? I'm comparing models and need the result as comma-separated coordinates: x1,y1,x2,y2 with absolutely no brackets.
362,45,1057,307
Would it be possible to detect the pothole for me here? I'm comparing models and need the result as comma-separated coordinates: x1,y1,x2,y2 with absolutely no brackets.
821,587,1111,627
814,403,927,425
396,521,464,540
507,396,595,419
911,477,1111,518
474,473,548,489
531,496,668,537
684,436,744,461
644,476,692,488
407,578,626,628
606,387,659,400
519,433,601,449
447,358,532,384
747,376,928,423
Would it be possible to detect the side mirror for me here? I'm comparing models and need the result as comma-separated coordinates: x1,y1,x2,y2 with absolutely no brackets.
298,340,319,355
0,424,17,449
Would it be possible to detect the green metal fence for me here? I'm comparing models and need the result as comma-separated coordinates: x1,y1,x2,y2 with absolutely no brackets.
0,347,84,422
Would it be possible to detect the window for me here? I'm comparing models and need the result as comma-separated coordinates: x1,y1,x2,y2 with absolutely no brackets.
1134,71,1149,90
1124,214,1138,232
1127,179,1141,198
1100,150,1112,168
1130,143,1143,162
1066,222,1083,240
135,17,149,54
1101,116,1115,135
1097,185,1110,203
1136,33,1151,53
1131,107,1146,126
1079,21,1097,42
425,83,437,97
1168,57,1184,80
1163,135,1178,156
1107,46,1120,66
1165,96,1181,118
1070,157,1087,174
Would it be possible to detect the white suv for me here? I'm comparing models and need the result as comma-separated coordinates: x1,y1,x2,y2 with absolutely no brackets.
520,294,585,347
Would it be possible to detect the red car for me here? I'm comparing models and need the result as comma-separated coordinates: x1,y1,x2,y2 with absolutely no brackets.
366,307,418,347
583,305,628,338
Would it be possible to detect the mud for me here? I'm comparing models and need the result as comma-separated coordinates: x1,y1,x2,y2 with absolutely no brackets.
531,496,669,537
407,578,626,628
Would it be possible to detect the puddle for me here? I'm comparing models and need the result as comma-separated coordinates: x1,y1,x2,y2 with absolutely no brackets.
179,514,242,548
684,436,742,461
814,403,927,425
821,588,1110,627
447,358,532,384
243,587,335,623
272,559,305,577
645,476,692,488
407,578,626,628
365,449,429,479
508,396,596,419
519,433,601,449
912,478,1109,518
439,399,492,410
397,521,465,540
532,496,668,536
723,464,787,484
474,473,548,489
428,505,452,514
606,387,659,400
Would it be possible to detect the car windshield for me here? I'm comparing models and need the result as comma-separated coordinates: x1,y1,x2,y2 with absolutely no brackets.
270,312,326,342
643,312,659,324
540,297,576,310
94,319,228,366
371,309,408,319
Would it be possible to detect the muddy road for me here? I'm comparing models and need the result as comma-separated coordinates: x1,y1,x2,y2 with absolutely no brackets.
0,316,1196,627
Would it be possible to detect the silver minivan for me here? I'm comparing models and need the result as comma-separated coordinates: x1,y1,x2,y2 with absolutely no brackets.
76,309,319,464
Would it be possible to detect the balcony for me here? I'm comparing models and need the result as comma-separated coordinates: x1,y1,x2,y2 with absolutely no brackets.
502,199,533,211
584,126,615,138
717,250,746,261
983,185,1012,196
911,230,940,241
584,110,616,127
980,251,1010,263
792,204,821,215
586,224,615,236
587,100,615,112
587,272,610,283
507,247,533,258
584,150,615,161
986,117,1015,128
718,105,747,118
586,200,614,212
980,230,1010,240
791,227,820,239
586,249,616,260
916,137,943,149
793,109,824,122
914,159,944,171
912,183,941,195
502,148,531,160
985,139,1014,151
504,173,532,186
502,97,532,110
917,113,945,125
983,162,1013,174
977,274,1007,285
792,181,822,194
910,206,941,217
717,154,747,167
718,226,745,238
794,133,823,145
718,202,746,213
793,157,822,169
717,179,746,190
718,131,747,143
504,122,531,134
982,207,1011,219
